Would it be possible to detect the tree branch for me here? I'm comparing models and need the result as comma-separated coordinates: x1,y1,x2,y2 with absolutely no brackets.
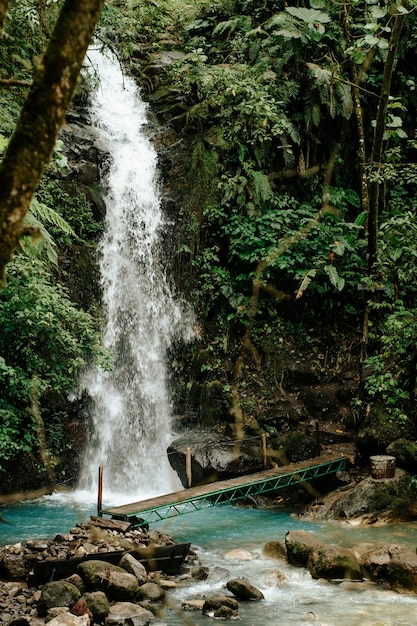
0,0,105,283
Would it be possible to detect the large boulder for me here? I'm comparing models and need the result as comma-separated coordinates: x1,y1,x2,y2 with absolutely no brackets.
37,580,81,617
118,553,148,585
168,430,262,487
226,578,264,600
104,601,155,626
78,560,139,601
285,530,324,567
308,545,362,581
360,543,417,591
386,544,417,592
359,545,391,581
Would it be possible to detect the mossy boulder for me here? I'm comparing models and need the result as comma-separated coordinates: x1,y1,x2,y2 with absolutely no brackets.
285,530,324,568
37,580,81,617
78,560,139,601
308,545,362,581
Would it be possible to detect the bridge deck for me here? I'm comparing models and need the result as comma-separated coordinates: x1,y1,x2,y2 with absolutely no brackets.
99,453,348,525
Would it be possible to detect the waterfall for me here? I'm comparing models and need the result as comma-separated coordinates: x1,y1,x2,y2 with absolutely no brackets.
78,48,194,498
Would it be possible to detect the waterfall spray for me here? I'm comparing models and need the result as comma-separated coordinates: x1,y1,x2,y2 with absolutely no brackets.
79,48,194,498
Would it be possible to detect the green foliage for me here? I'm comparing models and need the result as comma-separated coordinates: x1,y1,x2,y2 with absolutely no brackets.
0,255,110,469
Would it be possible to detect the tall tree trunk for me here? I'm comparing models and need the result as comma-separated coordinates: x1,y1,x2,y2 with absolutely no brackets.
0,0,105,283
367,12,405,270
0,0,8,31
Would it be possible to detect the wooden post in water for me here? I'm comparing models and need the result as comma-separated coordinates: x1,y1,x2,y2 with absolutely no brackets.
262,432,267,469
186,447,192,488
97,465,103,517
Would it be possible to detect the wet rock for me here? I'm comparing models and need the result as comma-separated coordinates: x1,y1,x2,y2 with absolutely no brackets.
78,561,139,601
386,544,417,592
37,580,81,616
224,548,253,561
308,544,362,581
263,540,286,560
104,601,154,625
181,599,205,611
359,545,391,581
285,530,324,567
226,577,264,600
214,604,239,618
202,594,238,615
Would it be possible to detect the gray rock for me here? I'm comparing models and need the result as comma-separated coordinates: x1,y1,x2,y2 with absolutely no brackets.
226,577,264,600
118,553,148,585
0,554,27,580
136,582,165,602
104,601,155,625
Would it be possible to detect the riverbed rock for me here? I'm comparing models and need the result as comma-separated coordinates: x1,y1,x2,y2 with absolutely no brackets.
0,553,27,580
360,543,417,591
308,544,362,581
285,530,324,567
47,614,90,626
224,548,253,561
136,582,165,602
263,540,286,560
104,601,154,625
37,580,81,616
118,554,148,585
202,594,239,615
80,591,110,622
78,561,139,601
226,577,264,600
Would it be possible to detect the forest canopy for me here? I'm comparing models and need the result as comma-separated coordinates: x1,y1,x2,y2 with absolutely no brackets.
1,0,417,491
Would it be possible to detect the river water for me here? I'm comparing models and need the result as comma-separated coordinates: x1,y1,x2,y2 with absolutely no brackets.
1,495,417,625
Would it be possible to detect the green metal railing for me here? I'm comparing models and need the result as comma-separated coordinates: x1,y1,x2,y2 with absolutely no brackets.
101,456,347,524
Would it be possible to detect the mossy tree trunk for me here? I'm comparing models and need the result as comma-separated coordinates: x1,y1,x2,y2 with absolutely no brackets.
0,0,105,283
367,12,405,271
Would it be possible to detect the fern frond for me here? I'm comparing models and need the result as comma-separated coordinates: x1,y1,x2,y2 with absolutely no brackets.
324,264,345,290
296,268,317,299
22,213,58,266
29,198,76,237
213,16,252,36
334,81,353,119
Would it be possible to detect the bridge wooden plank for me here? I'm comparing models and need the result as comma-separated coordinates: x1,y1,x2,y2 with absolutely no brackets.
101,453,347,518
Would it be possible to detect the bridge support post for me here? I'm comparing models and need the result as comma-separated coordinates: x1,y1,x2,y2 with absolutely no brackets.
97,465,103,517
186,447,192,488
262,433,268,469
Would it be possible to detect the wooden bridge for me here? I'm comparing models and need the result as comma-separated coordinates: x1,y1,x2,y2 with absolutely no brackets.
98,453,348,525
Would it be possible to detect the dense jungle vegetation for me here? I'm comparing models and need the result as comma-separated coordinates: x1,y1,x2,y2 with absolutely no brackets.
1,0,417,492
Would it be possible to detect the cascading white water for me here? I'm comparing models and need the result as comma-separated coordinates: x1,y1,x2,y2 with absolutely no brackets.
78,47,194,498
